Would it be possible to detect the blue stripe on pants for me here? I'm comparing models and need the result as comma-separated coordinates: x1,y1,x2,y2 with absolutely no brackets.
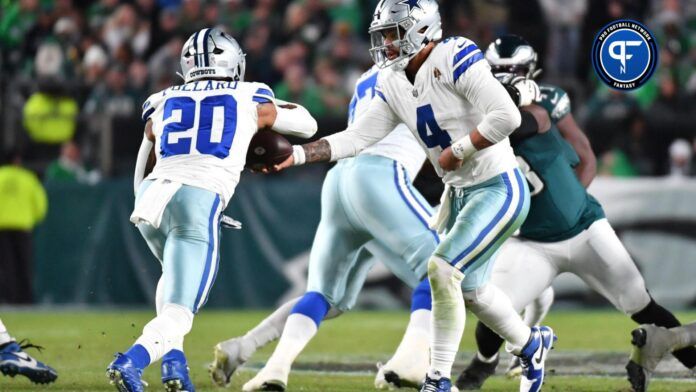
193,195,220,312
450,172,513,267
458,169,526,270
393,161,440,244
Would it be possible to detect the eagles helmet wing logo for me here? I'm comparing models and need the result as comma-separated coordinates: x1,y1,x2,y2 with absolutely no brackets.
397,0,422,12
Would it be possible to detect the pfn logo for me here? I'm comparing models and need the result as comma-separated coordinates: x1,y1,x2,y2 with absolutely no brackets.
592,20,657,90
608,40,642,74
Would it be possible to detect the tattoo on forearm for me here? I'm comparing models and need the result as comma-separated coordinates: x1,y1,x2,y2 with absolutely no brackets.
302,139,332,163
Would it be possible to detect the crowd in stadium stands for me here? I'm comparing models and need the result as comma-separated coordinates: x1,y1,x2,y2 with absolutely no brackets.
1,0,696,178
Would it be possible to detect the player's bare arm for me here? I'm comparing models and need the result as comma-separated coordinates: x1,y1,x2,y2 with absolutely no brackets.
557,114,596,187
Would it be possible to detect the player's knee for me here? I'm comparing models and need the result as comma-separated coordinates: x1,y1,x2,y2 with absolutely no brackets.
618,285,651,315
462,283,492,309
291,291,331,327
427,257,463,291
411,278,432,312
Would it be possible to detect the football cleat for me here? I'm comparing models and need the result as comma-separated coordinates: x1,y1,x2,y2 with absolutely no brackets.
506,356,523,378
375,362,424,390
420,373,453,392
626,324,673,392
518,326,556,392
210,337,251,387
242,365,288,392
106,353,146,392
455,355,498,390
0,340,57,384
162,355,196,392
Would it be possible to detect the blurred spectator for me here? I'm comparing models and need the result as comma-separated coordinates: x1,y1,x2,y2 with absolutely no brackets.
23,82,79,146
0,0,40,50
598,149,639,177
668,139,693,177
0,148,47,304
314,58,350,117
243,23,279,84
274,64,325,117
102,4,150,58
83,65,138,118
539,0,587,78
284,0,331,45
147,35,184,91
45,141,101,184
584,88,642,156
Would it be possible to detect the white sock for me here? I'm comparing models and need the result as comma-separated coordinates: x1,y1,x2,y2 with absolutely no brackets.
464,284,530,355
240,297,302,360
155,276,165,315
671,322,696,351
522,287,554,327
135,303,193,363
428,258,465,380
389,309,431,364
0,318,12,345
263,313,318,373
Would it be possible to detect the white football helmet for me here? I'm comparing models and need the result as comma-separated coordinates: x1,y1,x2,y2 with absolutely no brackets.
368,0,442,70
180,27,246,83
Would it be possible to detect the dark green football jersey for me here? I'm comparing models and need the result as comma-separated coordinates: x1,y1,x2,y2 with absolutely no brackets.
538,83,571,124
513,86,604,242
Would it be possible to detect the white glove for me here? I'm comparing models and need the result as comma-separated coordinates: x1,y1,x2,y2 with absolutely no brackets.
511,76,541,107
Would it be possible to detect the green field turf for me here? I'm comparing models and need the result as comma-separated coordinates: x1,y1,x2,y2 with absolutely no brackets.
1,309,696,391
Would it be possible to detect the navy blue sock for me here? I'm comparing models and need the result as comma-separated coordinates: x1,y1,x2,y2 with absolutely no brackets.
162,349,186,364
124,344,151,370
411,278,432,312
290,291,330,327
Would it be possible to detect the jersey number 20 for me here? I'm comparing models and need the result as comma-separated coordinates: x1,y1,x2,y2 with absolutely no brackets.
161,94,237,159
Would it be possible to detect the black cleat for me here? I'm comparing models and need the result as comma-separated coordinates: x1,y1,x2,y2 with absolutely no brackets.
455,355,498,390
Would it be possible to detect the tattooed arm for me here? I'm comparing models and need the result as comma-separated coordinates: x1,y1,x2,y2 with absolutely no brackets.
271,96,400,171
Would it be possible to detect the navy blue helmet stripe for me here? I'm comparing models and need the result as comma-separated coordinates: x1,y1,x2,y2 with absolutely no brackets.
192,30,200,66
202,28,211,67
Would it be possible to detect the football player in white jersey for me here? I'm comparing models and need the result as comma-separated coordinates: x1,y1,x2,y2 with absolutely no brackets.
269,1,554,391
105,28,317,392
210,65,441,391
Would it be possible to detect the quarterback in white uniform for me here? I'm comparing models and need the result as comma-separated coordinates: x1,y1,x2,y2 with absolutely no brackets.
106,28,316,392
269,1,554,391
213,65,441,391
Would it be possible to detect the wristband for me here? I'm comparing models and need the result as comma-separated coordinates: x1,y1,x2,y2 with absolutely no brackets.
451,135,476,160
292,145,306,166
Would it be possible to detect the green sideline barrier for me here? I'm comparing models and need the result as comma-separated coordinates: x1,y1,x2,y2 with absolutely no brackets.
33,172,324,308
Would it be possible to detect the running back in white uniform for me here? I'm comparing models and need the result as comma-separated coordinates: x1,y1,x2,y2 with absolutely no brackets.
142,80,275,207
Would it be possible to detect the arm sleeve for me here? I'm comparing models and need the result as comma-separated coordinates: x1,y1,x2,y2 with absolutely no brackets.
508,110,540,146
454,61,521,143
323,93,399,161
134,134,153,195
271,99,317,139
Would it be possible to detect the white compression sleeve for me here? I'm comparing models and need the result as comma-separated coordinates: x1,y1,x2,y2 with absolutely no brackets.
272,101,317,139
135,303,193,363
428,257,465,379
455,61,521,143
0,318,11,345
134,135,153,195
324,96,399,161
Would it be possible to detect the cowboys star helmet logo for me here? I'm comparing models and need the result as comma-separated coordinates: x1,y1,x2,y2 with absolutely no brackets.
397,0,422,12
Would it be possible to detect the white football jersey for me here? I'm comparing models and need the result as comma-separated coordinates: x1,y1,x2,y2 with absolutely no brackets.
348,66,426,180
141,80,274,207
326,36,520,188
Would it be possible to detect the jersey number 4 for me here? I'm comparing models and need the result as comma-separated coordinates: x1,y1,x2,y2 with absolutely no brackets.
416,105,451,149
161,95,237,158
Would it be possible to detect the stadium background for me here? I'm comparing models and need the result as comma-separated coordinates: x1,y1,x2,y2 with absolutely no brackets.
2,0,696,309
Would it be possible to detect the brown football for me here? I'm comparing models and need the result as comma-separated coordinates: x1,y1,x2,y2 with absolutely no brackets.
246,130,293,169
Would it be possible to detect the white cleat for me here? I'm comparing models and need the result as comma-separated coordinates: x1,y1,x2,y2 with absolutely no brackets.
209,337,252,387
374,344,428,389
518,326,556,392
626,324,674,392
242,365,288,392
